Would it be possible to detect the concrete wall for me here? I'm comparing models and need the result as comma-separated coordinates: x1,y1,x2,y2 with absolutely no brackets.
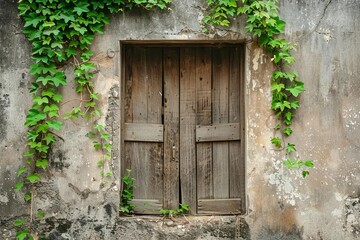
1,0,360,239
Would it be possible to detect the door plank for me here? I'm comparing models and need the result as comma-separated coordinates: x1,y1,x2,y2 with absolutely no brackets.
132,199,162,215
229,47,242,198
179,48,197,214
124,47,164,212
239,46,246,211
163,48,180,209
198,198,242,215
212,48,230,199
123,46,134,178
196,47,213,200
124,123,163,142
196,123,240,142
145,47,163,201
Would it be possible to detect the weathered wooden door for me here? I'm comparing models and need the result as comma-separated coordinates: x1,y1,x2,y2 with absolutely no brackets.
123,45,245,215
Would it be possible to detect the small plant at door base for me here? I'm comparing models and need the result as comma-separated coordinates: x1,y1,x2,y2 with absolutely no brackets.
120,169,136,214
160,203,190,217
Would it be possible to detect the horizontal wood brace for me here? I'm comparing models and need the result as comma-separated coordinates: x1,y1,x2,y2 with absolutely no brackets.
197,198,242,215
196,123,240,142
131,199,162,215
124,123,163,142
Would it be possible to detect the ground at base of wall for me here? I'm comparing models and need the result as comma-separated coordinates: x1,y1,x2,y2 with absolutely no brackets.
1,216,250,240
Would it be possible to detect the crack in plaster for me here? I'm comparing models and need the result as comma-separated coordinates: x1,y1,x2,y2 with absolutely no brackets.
314,0,333,32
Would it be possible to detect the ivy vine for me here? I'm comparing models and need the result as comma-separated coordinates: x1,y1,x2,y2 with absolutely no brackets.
203,0,314,177
16,0,172,239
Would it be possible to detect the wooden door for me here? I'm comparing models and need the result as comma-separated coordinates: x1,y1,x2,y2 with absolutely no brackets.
123,45,245,215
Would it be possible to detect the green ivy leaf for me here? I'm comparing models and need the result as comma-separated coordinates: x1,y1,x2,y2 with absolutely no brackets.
65,47,78,58
93,141,101,150
14,182,24,192
24,13,45,28
43,29,60,36
32,54,49,64
85,101,95,108
52,93,63,103
30,82,40,94
36,124,49,133
18,3,30,15
283,127,292,136
80,34,95,45
32,96,49,105
89,23,104,34
271,137,281,148
37,143,49,153
94,124,104,132
42,88,55,97
271,82,285,92
17,167,28,177
97,160,104,166
43,21,55,27
24,193,32,202
27,130,39,141
26,173,41,184
44,104,59,113
302,170,310,178
36,75,52,85
91,2,105,10
73,2,90,15
44,133,56,144
24,150,35,157
286,81,305,97
25,109,47,126
87,131,95,138
286,143,296,153
90,93,99,100
36,211,45,218
16,230,30,240
52,72,67,87
104,143,112,152
304,160,314,168
13,218,25,227
101,133,110,141
46,120,63,131
60,13,75,23
36,159,48,170
80,62,96,72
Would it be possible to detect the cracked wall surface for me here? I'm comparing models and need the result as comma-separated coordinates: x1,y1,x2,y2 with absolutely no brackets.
1,0,360,239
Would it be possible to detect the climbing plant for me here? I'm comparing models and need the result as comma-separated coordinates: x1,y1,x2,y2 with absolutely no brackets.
16,0,172,239
203,0,314,177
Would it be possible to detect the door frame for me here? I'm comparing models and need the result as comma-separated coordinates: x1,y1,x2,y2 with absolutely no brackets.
119,41,247,215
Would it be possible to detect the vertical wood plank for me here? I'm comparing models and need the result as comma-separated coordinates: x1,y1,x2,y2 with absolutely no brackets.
123,46,133,178
127,46,147,199
180,48,197,214
239,45,246,212
196,47,213,200
145,47,163,200
212,47,230,199
229,47,242,199
163,48,180,209
125,47,163,203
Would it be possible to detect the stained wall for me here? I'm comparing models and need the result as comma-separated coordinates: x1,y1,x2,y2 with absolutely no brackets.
1,0,360,239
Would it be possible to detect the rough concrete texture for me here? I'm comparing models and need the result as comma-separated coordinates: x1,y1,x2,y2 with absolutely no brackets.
1,216,250,240
1,0,360,239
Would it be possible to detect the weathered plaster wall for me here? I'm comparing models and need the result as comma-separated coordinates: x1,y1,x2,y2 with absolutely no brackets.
1,0,360,239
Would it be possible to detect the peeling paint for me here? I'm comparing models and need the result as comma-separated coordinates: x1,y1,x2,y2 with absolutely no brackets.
0,193,9,204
